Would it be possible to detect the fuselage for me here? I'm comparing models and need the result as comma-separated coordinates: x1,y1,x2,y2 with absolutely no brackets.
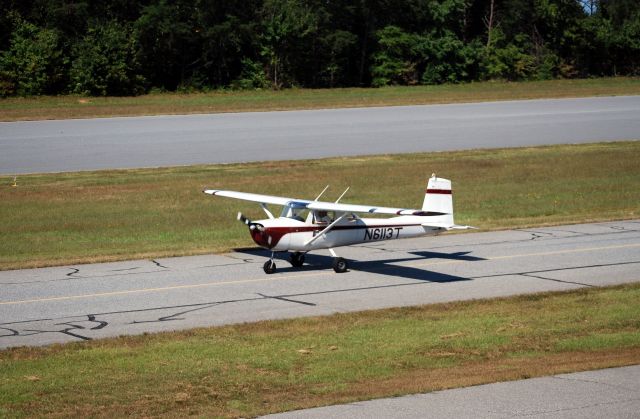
250,215,443,252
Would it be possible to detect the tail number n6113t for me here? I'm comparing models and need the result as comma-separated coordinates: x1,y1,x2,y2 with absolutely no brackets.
364,227,402,241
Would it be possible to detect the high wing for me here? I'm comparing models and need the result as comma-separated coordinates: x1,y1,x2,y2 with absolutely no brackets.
307,201,440,216
203,190,311,208
203,189,445,216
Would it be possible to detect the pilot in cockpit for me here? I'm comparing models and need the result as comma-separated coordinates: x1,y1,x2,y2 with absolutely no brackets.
290,208,305,221
315,210,331,224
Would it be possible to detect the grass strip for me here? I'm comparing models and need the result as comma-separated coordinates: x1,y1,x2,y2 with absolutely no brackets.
1,141,639,270
1,77,639,121
1,283,639,417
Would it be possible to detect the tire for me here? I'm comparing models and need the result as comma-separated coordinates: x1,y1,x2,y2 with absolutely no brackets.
332,257,348,273
289,252,305,268
263,260,276,274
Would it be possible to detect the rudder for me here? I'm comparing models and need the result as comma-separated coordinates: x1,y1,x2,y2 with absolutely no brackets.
422,175,454,224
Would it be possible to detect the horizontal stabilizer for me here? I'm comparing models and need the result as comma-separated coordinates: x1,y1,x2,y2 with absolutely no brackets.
448,224,477,230
422,222,476,231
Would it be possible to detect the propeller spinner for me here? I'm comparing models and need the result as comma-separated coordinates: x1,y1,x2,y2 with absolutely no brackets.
237,212,274,248
237,212,264,231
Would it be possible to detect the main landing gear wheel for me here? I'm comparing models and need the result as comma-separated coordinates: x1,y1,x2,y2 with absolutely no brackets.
263,260,277,274
288,252,305,268
332,257,348,273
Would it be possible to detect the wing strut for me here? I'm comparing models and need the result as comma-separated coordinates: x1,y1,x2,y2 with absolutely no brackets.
304,213,348,246
335,187,350,203
314,185,330,201
260,203,275,219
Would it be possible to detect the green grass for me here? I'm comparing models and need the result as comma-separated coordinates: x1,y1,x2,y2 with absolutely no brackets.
1,283,639,417
1,141,639,270
1,77,639,121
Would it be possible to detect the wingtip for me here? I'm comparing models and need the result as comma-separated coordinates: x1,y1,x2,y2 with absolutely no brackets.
203,189,217,195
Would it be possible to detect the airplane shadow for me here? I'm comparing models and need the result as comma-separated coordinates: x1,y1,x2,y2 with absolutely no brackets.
234,248,486,283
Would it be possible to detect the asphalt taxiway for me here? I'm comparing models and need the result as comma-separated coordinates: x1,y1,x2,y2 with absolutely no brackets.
1,219,638,349
2,96,640,174
263,365,640,419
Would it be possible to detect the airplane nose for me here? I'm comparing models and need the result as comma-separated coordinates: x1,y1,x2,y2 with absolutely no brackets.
250,227,271,248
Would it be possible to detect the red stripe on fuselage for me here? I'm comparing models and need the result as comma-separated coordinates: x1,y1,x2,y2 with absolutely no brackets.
252,223,424,249
425,189,452,194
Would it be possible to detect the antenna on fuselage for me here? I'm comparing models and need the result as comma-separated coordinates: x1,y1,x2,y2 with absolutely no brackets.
335,187,350,203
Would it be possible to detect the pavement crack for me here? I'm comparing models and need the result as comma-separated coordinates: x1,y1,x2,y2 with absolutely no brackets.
23,322,93,341
551,375,638,393
520,273,595,287
475,260,640,281
131,303,223,324
513,229,556,240
513,397,640,417
551,229,590,235
608,225,634,231
0,327,19,337
427,222,639,252
357,244,396,252
151,259,169,269
87,315,108,330
224,254,255,263
257,293,317,306
3,269,169,285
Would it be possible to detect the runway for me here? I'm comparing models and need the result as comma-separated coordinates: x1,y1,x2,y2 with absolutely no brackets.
1,219,639,349
2,96,640,174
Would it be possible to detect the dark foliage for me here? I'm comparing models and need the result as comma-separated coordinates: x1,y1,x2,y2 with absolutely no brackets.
0,0,638,96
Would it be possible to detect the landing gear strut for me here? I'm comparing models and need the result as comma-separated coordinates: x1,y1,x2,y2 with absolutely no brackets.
263,250,347,274
288,252,305,268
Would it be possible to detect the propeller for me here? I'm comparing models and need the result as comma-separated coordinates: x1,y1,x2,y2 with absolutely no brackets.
237,212,264,231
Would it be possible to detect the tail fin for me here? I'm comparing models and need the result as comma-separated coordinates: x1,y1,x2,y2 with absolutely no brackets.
422,175,453,224
422,175,475,230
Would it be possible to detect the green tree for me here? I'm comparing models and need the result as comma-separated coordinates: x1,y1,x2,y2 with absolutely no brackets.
69,21,145,96
259,0,318,88
0,16,65,96
320,30,358,87
481,29,536,80
371,25,421,86
612,10,640,75
197,0,262,88
231,58,270,89
418,31,481,84
134,0,200,90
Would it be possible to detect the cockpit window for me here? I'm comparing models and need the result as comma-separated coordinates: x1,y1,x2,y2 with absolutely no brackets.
314,210,334,224
281,205,307,221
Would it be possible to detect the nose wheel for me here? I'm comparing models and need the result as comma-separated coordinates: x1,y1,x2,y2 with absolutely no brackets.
263,252,277,274
263,260,277,274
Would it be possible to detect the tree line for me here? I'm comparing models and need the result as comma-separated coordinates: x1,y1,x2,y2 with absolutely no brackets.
0,0,638,97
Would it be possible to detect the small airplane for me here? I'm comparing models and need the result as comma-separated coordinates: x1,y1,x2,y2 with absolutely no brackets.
204,175,473,274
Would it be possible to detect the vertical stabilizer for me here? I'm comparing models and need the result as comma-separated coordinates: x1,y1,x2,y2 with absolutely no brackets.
422,175,454,225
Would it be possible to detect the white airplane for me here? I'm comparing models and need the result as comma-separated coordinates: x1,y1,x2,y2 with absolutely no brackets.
204,175,473,274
